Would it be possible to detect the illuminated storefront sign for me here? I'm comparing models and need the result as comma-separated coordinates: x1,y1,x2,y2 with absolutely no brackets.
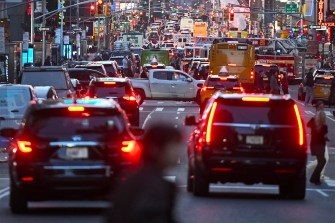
318,0,323,24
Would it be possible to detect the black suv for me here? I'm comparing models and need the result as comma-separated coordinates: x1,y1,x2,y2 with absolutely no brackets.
1,99,142,213
19,66,77,99
87,78,140,126
185,93,307,199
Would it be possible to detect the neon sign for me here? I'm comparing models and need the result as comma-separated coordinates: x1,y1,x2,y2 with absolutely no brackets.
318,0,323,24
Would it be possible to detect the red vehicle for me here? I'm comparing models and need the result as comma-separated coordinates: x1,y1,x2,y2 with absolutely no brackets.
256,55,299,79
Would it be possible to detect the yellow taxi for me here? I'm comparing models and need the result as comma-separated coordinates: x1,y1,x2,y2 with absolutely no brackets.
313,74,334,101
200,75,243,112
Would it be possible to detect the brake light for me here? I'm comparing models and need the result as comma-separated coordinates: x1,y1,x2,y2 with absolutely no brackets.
202,86,214,91
84,96,90,100
250,71,254,79
68,106,85,111
121,141,140,156
21,177,34,182
104,82,116,85
293,104,304,146
17,141,32,153
228,64,236,66
220,77,228,80
123,95,137,101
324,77,331,80
206,102,217,143
233,87,244,92
242,97,269,102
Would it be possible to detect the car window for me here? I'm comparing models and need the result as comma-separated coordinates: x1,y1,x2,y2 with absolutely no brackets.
0,88,31,107
315,78,333,85
153,71,172,80
21,71,68,89
213,100,296,125
208,78,239,89
172,72,188,81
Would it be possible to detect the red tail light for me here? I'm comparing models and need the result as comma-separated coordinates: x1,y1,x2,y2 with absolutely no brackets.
242,97,269,102
233,87,244,92
21,177,34,182
17,141,32,153
121,140,139,153
123,95,137,101
293,104,304,146
201,86,214,91
206,102,217,143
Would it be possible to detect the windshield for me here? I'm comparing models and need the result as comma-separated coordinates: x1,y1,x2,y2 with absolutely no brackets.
21,71,68,89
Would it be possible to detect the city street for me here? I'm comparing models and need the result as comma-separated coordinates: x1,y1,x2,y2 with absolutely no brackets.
0,85,334,222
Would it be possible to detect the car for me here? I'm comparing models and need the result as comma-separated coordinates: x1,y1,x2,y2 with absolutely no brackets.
19,66,76,99
1,98,142,213
185,93,307,199
68,68,108,89
0,84,37,129
87,78,140,126
199,75,243,113
298,69,335,101
90,61,121,77
75,63,108,76
33,86,59,100
110,56,126,74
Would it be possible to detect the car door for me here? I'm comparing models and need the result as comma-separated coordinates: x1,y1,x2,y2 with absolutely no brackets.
170,71,195,98
150,71,172,98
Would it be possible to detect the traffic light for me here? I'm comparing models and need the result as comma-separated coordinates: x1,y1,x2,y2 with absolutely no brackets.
97,0,103,15
90,4,96,16
229,8,234,21
104,3,111,16
139,11,143,17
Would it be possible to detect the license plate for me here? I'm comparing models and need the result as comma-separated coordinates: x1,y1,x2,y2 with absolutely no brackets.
66,147,88,159
246,136,264,145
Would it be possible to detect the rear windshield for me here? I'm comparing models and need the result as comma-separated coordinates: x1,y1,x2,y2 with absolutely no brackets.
145,65,165,70
21,71,67,89
101,64,115,74
207,79,239,89
27,111,125,137
69,70,104,81
79,66,104,74
213,100,296,125
89,82,131,98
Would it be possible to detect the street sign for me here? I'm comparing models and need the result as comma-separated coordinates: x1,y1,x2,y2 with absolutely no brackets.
309,25,321,29
38,27,50,32
73,28,82,32
316,26,328,30
34,23,42,28
285,3,298,13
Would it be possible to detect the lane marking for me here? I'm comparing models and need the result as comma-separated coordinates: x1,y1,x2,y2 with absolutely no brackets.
326,116,335,122
177,108,185,112
164,176,176,183
155,107,164,111
316,189,329,197
0,187,9,194
325,179,335,187
325,111,332,116
175,117,179,119
158,102,164,104
0,191,9,199
305,111,315,115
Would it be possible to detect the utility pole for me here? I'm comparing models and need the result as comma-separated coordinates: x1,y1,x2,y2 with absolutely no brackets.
98,14,100,52
76,0,80,57
30,1,34,44
42,0,46,64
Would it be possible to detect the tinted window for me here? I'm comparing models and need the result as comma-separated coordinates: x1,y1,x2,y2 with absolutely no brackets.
102,64,115,74
69,70,104,81
21,71,67,89
315,78,333,85
153,71,171,80
0,88,31,108
78,66,104,74
213,100,296,125
112,58,123,66
27,113,125,137
89,82,131,98
207,78,239,89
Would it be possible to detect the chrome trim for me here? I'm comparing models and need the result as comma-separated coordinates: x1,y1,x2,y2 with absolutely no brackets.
43,165,108,170
213,123,294,128
49,141,99,147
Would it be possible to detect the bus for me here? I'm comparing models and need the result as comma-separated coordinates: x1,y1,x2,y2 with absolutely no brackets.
209,42,255,91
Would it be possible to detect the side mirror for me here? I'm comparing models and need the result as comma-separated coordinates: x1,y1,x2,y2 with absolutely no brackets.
197,83,203,88
186,77,193,82
0,128,17,138
184,115,198,126
129,126,145,137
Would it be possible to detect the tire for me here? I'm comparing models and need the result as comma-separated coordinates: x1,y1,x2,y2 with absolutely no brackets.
135,89,145,105
279,170,306,200
10,182,28,214
193,165,209,196
187,166,194,193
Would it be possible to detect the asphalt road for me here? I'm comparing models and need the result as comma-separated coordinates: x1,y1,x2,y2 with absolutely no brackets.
0,85,334,223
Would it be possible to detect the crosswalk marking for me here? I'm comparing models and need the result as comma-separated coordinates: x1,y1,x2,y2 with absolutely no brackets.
155,107,164,111
325,111,332,116
305,111,315,115
177,108,185,112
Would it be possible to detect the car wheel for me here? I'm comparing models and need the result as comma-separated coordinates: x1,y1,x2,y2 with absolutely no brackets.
10,182,28,214
279,170,306,200
135,89,145,105
193,165,209,196
187,166,194,193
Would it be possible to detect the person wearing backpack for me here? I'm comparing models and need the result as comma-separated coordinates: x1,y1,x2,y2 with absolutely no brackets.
304,68,315,106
